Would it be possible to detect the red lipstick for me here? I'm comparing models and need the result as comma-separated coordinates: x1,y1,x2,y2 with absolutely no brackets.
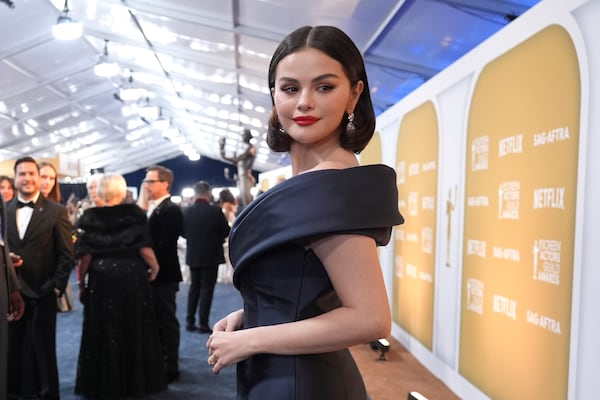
293,116,319,126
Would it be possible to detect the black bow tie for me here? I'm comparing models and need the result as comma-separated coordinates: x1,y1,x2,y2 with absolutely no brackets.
17,200,35,209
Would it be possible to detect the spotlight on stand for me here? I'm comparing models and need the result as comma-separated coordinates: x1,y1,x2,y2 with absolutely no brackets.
407,391,429,400
52,0,82,40
369,338,390,361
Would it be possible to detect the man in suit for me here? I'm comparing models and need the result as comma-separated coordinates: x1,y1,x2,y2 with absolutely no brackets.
0,195,25,399
6,156,74,400
144,165,183,383
182,181,230,334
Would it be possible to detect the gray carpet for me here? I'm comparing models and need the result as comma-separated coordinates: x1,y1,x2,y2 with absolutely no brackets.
57,277,243,399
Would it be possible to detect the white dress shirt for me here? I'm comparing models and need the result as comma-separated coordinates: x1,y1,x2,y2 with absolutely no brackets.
147,194,170,218
16,194,40,239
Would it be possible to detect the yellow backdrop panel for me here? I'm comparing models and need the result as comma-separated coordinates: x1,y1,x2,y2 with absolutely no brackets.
393,101,439,349
360,131,382,166
459,25,580,400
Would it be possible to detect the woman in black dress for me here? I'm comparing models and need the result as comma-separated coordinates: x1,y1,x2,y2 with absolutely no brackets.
207,26,404,399
74,173,166,398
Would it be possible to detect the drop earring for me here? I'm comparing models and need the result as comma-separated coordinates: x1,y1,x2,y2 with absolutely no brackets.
346,112,356,134
278,120,287,134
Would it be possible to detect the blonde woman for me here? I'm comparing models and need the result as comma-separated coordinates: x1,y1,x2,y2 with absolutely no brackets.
74,173,166,398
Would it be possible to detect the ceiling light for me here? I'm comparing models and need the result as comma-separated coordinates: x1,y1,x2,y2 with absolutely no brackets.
152,109,170,130
52,0,82,40
172,136,186,145
138,97,158,120
119,87,143,102
94,40,119,77
162,126,179,140
153,118,170,130
118,76,143,102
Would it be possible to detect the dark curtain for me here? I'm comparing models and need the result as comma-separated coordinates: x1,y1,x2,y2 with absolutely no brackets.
60,183,87,205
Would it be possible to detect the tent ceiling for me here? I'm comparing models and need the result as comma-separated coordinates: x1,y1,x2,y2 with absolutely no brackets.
0,0,539,177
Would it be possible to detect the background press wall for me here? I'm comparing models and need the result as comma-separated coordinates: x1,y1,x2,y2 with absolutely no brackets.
372,0,598,399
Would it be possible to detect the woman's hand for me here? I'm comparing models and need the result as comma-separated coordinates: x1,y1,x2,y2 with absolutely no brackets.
147,266,159,282
213,309,244,333
9,252,23,268
138,247,159,281
206,309,246,373
7,291,24,321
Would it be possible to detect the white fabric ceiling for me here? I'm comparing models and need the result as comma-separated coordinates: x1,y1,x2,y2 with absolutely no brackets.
0,0,539,177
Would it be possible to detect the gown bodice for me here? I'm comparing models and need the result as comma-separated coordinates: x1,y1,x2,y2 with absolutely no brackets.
229,165,404,399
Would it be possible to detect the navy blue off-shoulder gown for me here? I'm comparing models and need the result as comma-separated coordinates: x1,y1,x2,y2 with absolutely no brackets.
229,164,404,400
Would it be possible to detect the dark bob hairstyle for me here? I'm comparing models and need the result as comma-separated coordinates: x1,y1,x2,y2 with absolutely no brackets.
266,26,376,154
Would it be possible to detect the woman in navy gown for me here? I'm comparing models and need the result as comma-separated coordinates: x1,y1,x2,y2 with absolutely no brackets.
206,26,404,399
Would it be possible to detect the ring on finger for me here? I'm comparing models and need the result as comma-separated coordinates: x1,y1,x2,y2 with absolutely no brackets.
208,355,217,366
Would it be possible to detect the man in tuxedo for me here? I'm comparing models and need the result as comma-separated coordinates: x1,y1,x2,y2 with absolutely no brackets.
144,165,183,383
182,181,230,334
6,156,74,400
0,195,25,398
